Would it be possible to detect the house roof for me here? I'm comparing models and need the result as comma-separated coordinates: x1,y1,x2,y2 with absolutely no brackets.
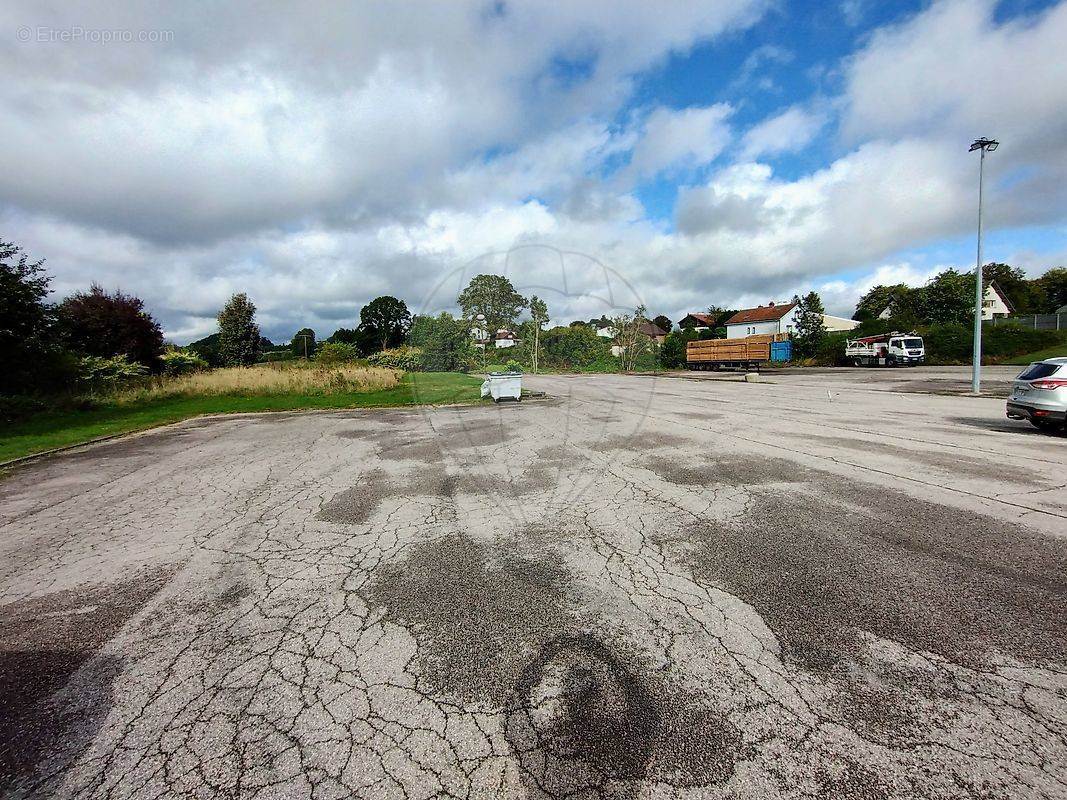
725,302,797,325
494,330,516,340
681,312,714,326
986,280,1015,313
637,322,667,337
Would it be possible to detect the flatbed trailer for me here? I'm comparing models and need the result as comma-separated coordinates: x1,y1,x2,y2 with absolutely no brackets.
686,334,789,371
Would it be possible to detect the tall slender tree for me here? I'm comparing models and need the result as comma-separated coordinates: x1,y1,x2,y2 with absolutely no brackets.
791,292,827,359
217,293,261,366
528,295,549,373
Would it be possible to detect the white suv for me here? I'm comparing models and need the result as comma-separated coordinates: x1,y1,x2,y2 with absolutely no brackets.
1006,358,1067,431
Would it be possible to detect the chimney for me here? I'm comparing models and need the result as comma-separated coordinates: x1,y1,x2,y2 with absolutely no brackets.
768,301,775,307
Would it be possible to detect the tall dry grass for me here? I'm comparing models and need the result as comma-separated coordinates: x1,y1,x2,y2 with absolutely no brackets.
114,362,403,403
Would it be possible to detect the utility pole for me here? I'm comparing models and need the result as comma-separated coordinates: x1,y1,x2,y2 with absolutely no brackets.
969,137,998,394
294,333,313,361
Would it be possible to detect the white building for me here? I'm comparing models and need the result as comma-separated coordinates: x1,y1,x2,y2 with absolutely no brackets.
494,330,518,348
982,281,1014,320
724,302,798,339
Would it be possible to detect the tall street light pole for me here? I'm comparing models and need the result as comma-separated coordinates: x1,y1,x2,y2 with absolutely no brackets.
475,313,487,373
969,137,998,395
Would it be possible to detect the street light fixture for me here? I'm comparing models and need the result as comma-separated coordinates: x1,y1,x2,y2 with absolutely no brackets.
475,313,487,373
969,137,998,394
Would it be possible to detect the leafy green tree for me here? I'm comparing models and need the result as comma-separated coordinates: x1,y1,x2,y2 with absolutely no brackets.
359,296,412,352
652,314,672,333
920,269,973,326
406,315,436,348
457,274,527,334
57,284,164,369
528,295,549,373
791,291,827,359
419,313,475,372
0,240,59,394
1037,267,1067,311
327,327,362,349
983,263,1033,312
217,293,261,366
611,304,653,372
290,327,316,359
854,284,912,321
659,328,698,369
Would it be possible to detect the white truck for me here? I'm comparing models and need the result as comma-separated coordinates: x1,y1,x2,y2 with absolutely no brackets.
845,332,925,367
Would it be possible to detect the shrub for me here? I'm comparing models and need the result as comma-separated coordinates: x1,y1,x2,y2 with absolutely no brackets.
161,349,209,375
504,359,523,373
0,395,47,425
540,325,612,370
810,332,851,366
261,350,295,362
660,329,698,368
983,324,1065,360
315,341,359,365
368,345,423,371
78,354,149,392
113,363,401,402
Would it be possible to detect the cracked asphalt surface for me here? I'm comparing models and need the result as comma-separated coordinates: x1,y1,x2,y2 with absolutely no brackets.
1,366,1065,799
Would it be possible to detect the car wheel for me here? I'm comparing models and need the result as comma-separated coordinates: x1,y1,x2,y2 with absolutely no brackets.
1029,418,1061,431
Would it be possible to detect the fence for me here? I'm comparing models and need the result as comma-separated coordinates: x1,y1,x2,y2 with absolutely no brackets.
984,313,1066,331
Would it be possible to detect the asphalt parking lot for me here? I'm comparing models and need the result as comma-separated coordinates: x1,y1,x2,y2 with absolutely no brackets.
1,366,1065,799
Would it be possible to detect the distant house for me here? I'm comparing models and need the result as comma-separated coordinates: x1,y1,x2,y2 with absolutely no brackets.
494,329,518,349
724,302,798,339
637,321,668,344
982,281,1014,320
600,321,667,355
678,312,715,331
822,314,860,332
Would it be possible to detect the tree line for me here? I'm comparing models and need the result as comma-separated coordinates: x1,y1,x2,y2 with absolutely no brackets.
856,264,1067,327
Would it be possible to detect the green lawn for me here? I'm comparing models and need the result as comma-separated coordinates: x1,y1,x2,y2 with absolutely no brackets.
1001,343,1067,365
0,372,482,463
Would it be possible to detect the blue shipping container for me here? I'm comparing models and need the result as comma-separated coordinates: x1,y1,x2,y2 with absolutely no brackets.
770,340,792,362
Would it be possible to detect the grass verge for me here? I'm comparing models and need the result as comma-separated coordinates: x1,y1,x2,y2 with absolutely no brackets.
0,372,482,463
1001,343,1067,366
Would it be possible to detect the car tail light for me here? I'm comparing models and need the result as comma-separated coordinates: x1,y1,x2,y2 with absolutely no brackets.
1030,379,1067,390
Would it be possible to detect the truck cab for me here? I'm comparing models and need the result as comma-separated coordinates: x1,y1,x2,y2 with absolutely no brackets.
886,336,925,365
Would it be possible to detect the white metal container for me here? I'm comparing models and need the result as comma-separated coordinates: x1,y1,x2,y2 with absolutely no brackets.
480,372,522,402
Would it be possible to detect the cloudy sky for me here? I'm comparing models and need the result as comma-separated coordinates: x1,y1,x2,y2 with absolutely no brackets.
4,0,1067,342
